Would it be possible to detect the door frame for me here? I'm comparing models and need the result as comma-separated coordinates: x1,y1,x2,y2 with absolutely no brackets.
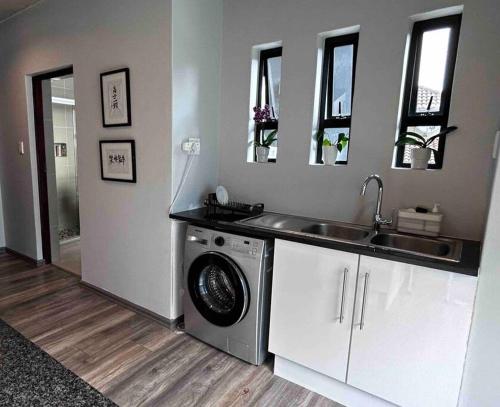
32,66,74,263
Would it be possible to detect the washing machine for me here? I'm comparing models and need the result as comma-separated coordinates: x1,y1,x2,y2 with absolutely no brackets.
183,225,273,365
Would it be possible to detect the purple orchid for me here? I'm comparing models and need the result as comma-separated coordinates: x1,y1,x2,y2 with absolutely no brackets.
253,104,273,123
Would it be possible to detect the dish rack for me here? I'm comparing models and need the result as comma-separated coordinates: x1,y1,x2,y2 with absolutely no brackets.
204,193,264,219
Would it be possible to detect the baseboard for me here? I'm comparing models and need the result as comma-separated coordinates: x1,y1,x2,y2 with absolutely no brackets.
79,281,183,330
5,248,46,267
274,356,396,407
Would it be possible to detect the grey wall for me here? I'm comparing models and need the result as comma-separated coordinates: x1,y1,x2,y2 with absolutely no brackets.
0,0,174,318
219,0,500,240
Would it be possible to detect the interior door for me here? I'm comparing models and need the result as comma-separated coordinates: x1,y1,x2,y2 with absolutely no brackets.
348,256,477,407
269,239,358,381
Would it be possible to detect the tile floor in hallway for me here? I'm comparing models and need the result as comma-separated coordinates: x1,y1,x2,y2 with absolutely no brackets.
53,239,81,276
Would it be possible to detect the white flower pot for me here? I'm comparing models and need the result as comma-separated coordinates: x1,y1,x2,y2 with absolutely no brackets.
410,148,432,170
256,146,270,163
323,146,337,166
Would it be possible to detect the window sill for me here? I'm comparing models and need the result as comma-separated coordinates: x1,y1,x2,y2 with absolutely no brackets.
309,162,348,167
391,165,440,171
246,161,277,165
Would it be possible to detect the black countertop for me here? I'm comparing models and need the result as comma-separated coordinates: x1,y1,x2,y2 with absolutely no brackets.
170,208,481,277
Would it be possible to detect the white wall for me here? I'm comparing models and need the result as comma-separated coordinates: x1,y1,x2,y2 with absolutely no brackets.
0,0,174,318
219,0,500,240
170,0,223,318
460,158,500,406
171,0,222,212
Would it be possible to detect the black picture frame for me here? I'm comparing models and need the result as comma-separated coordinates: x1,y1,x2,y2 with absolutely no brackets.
99,140,136,183
100,68,132,127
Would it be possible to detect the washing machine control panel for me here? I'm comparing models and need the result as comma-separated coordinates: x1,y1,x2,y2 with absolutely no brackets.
229,237,260,256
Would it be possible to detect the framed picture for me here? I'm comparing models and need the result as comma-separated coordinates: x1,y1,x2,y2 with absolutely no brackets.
99,140,136,183
100,68,131,127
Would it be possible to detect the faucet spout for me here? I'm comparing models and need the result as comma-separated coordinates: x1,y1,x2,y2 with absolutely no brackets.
360,174,392,231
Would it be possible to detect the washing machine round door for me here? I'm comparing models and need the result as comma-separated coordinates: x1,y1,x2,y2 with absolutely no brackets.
187,252,249,327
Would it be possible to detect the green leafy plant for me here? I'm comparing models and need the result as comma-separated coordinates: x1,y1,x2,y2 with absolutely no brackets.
316,129,349,152
395,126,458,152
255,130,277,148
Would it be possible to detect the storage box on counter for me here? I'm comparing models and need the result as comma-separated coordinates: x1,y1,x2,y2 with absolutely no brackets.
397,208,443,237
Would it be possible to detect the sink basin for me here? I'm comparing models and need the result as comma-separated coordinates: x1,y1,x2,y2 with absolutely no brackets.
301,223,370,241
370,233,462,262
238,214,370,244
240,213,310,230
238,213,463,263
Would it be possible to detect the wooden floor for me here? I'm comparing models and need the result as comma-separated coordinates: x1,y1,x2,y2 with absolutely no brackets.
0,252,339,407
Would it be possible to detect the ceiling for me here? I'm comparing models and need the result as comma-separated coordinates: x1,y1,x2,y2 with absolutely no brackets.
0,0,40,22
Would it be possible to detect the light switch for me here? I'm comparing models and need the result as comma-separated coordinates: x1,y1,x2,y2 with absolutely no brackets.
18,141,24,155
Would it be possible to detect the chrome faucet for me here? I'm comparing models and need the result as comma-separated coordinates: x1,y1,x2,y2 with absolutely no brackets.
360,174,392,231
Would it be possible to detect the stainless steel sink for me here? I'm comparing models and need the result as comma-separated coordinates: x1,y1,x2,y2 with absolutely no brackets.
238,213,463,263
238,213,371,244
370,233,462,262
239,213,311,230
301,223,370,241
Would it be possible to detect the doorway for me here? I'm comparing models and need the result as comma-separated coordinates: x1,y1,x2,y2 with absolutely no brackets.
33,67,81,275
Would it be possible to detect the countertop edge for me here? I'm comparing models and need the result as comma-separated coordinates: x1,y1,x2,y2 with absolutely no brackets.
170,210,480,277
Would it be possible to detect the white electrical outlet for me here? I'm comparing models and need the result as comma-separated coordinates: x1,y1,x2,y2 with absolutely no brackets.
18,141,24,155
181,138,201,155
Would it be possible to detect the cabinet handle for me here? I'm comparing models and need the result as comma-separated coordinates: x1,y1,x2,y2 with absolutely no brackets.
338,268,348,323
359,272,369,330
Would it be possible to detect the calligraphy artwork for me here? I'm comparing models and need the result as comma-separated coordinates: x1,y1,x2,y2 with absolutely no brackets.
99,140,136,182
100,68,131,127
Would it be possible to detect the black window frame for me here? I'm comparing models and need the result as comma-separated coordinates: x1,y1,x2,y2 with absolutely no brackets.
316,33,359,165
395,14,462,169
255,47,282,163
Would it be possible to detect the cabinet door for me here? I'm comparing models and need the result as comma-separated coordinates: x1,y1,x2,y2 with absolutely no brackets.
269,239,359,381
348,256,477,407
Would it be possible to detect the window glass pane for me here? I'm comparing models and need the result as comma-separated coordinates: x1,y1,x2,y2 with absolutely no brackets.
261,128,278,160
323,128,350,163
416,28,451,113
266,56,281,118
331,45,354,117
403,125,441,164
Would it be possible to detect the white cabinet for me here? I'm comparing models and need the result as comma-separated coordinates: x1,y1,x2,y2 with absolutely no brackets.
269,240,477,407
348,256,476,407
269,239,359,381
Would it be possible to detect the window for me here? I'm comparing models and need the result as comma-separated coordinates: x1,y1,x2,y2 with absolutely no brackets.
395,14,461,169
316,33,359,164
254,47,282,162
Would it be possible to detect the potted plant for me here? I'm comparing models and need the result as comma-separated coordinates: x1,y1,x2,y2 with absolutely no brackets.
395,126,457,169
255,130,278,163
253,105,277,163
316,130,349,165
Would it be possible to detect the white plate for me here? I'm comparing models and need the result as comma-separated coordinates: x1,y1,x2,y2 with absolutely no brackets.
216,185,229,205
